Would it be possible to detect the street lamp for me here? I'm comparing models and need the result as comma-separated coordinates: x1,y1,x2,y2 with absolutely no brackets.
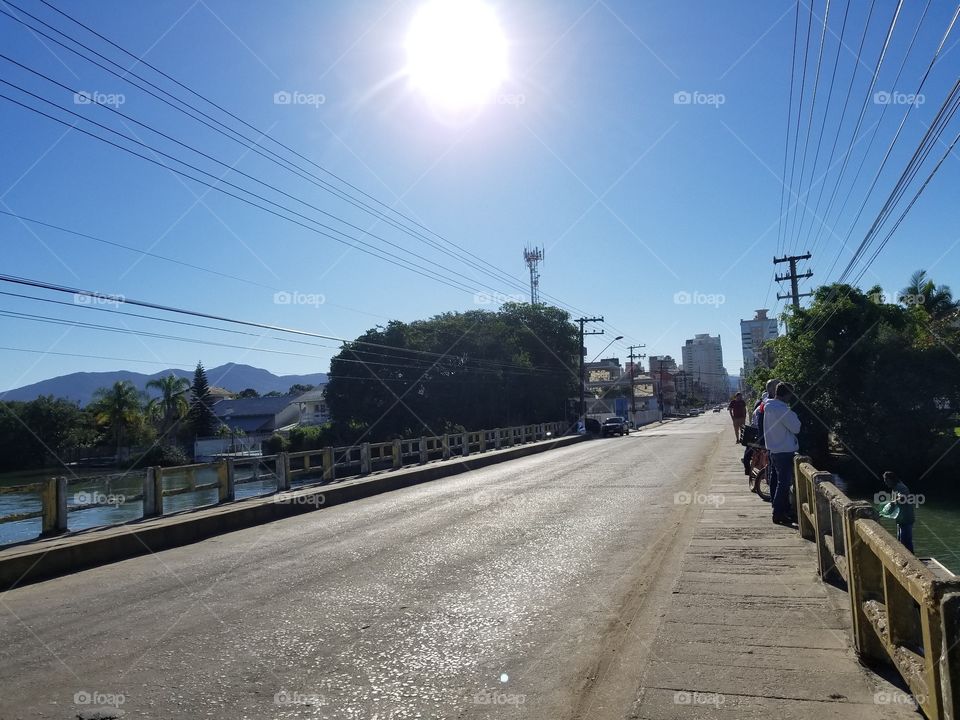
589,335,624,363
582,336,624,425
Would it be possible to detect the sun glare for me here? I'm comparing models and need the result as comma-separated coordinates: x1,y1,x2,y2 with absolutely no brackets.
405,0,508,110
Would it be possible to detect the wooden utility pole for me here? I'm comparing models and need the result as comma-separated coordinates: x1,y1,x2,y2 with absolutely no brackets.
774,253,813,309
577,317,604,426
627,344,646,421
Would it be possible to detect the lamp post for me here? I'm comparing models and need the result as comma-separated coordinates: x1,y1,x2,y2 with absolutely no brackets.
589,335,624,363
585,335,623,421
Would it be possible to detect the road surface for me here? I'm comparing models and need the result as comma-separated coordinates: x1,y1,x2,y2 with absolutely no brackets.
0,414,747,719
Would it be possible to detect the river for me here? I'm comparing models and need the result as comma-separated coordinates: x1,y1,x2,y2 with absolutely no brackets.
3,467,959,572
0,465,287,546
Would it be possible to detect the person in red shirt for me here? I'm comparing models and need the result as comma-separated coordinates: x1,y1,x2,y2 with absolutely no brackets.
728,392,747,443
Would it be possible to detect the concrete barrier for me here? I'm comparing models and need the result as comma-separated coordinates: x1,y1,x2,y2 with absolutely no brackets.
795,458,960,719
0,433,585,590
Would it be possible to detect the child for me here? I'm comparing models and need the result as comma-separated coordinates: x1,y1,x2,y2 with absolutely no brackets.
882,471,916,553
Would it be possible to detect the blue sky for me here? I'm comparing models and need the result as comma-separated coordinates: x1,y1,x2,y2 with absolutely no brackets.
2,0,959,392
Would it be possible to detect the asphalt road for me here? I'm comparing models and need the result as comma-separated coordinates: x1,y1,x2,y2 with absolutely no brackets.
0,413,729,720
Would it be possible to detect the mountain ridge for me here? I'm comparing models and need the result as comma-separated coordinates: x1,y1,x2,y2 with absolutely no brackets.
0,363,328,406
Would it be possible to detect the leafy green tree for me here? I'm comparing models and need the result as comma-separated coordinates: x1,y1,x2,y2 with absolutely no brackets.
324,303,578,441
90,381,145,457
146,374,190,440
237,388,259,398
288,383,315,396
187,362,217,437
749,280,960,487
0,397,90,471
900,269,958,321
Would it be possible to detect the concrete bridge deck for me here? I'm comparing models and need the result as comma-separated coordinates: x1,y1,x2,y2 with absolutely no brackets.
0,415,923,719
632,456,920,719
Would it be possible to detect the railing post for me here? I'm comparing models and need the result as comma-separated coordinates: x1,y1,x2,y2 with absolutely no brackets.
419,436,428,464
847,511,887,662
276,452,290,492
40,476,67,536
794,455,814,541
219,459,235,502
940,593,960,720
392,439,402,469
508,427,515,447
143,466,164,517
442,434,451,460
812,474,839,581
322,447,335,482
462,431,470,457
360,442,371,475
494,428,501,450
480,431,487,453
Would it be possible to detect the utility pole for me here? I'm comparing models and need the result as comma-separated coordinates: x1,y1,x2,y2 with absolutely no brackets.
577,317,604,427
627,344,646,422
774,253,813,310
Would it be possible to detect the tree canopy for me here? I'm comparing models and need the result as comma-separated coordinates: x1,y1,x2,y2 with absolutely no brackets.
324,303,578,442
747,275,960,488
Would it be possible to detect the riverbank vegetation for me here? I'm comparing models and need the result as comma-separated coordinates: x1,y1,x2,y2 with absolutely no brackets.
748,270,960,491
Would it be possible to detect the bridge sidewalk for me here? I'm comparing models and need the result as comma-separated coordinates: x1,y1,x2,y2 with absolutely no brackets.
631,451,922,719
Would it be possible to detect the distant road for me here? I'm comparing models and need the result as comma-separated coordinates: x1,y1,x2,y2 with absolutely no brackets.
0,415,727,719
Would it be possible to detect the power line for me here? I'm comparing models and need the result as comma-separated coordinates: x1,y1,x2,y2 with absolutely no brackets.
1,1,593,318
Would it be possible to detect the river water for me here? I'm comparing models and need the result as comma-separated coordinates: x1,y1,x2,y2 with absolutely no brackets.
3,467,959,572
0,464,296,546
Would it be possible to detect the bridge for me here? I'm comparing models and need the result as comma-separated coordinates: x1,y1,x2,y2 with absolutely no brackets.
0,414,950,718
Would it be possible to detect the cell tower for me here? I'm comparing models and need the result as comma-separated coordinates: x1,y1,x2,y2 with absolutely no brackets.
523,246,544,305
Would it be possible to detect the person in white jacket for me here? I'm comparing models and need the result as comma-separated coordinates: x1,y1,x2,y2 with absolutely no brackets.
762,382,801,524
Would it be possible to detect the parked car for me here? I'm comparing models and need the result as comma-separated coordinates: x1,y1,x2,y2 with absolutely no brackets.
713,406,722,413
601,416,628,436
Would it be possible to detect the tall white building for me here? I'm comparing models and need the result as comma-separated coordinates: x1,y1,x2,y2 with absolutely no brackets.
740,309,779,376
681,334,727,403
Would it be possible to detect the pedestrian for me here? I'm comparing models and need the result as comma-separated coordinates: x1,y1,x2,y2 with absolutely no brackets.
763,382,801,525
728,392,747,443
882,471,916,553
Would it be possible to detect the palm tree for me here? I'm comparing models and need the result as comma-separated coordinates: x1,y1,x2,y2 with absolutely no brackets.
900,270,959,321
146,374,190,439
90,381,144,457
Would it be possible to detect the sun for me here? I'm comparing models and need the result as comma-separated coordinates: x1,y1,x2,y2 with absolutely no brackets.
405,0,508,110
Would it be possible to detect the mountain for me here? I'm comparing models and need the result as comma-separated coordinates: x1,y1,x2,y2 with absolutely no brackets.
0,363,328,406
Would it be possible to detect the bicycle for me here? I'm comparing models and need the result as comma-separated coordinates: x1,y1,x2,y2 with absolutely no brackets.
747,444,771,502
739,425,771,502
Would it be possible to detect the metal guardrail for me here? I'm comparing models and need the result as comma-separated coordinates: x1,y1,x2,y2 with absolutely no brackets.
793,455,960,720
0,421,567,543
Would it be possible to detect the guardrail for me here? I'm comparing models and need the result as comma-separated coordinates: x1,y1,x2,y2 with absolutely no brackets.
0,421,568,544
793,455,960,720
